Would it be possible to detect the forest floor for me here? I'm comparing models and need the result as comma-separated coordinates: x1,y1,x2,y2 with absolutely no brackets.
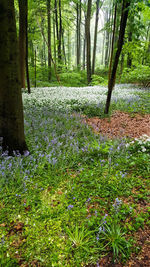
0,85,150,266
84,111,150,139
83,112,150,267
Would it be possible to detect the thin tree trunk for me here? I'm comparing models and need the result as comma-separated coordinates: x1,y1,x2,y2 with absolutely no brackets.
58,0,62,65
67,27,71,68
76,2,79,67
25,0,30,93
76,0,81,69
79,0,81,67
108,3,117,81
53,13,56,63
62,28,67,66
47,0,52,81
83,37,86,69
85,0,92,84
101,31,105,65
92,0,101,74
34,49,36,88
104,10,109,67
104,0,130,114
18,0,26,88
0,0,27,153
55,0,59,40
83,11,86,70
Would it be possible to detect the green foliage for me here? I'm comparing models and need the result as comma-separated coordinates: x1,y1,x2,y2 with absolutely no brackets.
91,75,105,85
98,222,131,261
121,65,150,87
65,224,93,251
94,67,109,78
59,71,87,87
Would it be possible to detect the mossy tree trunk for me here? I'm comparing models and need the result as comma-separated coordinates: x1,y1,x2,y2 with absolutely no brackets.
0,0,28,154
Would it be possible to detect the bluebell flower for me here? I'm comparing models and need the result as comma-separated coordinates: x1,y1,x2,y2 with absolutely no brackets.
86,197,91,202
96,235,99,241
67,205,74,210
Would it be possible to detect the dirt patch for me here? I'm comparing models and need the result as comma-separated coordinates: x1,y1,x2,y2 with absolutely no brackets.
84,111,150,139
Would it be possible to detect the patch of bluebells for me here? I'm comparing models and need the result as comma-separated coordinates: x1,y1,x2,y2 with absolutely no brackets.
67,205,74,210
112,198,122,213
96,214,108,241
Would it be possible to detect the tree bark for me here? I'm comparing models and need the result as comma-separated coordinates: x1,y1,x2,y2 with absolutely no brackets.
0,0,27,153
34,49,37,88
62,28,67,66
58,0,62,65
108,3,117,81
104,0,130,114
76,0,81,69
53,13,56,63
25,0,30,93
92,0,101,74
47,0,52,81
18,0,26,89
85,0,92,84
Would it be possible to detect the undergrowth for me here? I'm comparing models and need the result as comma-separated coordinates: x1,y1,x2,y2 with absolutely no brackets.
0,85,149,266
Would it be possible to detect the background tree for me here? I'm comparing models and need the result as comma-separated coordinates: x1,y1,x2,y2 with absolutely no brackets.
18,0,27,88
0,0,27,153
105,0,130,114
92,0,103,74
47,0,52,81
85,0,92,84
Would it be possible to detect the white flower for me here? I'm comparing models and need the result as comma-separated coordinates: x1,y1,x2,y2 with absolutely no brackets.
141,147,146,152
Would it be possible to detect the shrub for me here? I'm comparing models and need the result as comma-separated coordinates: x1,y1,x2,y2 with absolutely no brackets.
91,74,105,85
59,71,87,86
121,65,150,87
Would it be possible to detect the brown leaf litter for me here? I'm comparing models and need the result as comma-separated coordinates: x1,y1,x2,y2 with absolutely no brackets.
83,111,150,139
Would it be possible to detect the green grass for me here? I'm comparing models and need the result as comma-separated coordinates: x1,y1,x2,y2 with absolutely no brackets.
0,86,149,266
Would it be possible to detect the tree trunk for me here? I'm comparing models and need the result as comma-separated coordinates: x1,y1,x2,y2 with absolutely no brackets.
104,0,130,114
47,0,52,81
92,0,101,74
76,0,81,69
34,49,37,88
18,0,26,89
85,0,92,84
25,0,30,93
108,3,117,81
83,11,86,70
105,7,112,68
58,0,62,65
67,27,71,68
62,28,67,66
53,13,56,63
101,31,105,65
0,0,28,153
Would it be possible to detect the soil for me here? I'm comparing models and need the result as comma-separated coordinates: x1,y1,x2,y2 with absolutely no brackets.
83,111,150,139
